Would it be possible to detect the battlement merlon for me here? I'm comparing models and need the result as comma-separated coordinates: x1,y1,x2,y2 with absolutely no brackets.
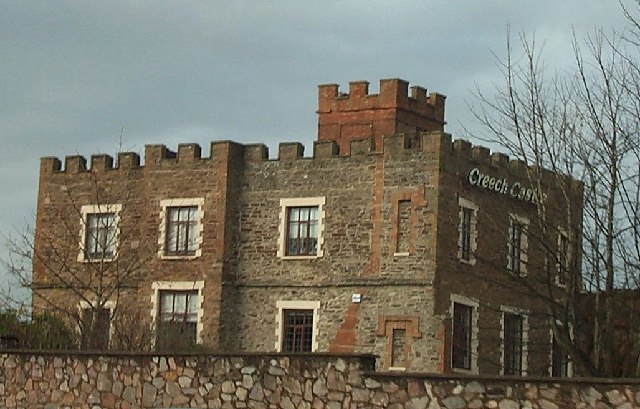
40,134,577,175
317,79,446,120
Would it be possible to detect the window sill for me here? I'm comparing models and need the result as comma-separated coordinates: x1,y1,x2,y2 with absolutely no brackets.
452,366,478,375
160,254,200,261
393,252,410,257
458,257,476,266
280,255,321,260
507,269,527,278
80,256,116,263
387,366,406,372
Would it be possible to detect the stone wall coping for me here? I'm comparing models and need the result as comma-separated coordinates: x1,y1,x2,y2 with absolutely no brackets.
365,370,640,385
0,349,377,360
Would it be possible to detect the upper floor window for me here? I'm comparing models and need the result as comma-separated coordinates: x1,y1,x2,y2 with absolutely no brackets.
278,197,326,259
458,198,478,264
158,198,204,259
78,204,122,262
556,230,569,286
287,207,318,256
507,214,529,275
166,206,198,256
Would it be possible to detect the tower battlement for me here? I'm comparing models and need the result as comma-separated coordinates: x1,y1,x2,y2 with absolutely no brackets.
317,79,446,155
318,79,445,118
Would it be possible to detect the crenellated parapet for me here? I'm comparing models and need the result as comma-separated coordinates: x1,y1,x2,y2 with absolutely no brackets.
318,79,445,120
40,133,562,180
317,79,446,154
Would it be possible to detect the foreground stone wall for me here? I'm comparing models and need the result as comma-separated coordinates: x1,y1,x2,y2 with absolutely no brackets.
1,351,639,409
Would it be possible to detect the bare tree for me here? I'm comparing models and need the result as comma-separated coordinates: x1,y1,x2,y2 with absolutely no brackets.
471,22,640,377
2,150,155,351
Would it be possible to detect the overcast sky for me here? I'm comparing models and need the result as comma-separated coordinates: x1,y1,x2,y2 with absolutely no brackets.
0,1,631,295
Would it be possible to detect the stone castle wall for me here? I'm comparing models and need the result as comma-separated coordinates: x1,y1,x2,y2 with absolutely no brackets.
1,351,638,409
34,129,581,373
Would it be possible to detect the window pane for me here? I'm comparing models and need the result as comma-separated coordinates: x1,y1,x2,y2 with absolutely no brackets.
156,290,199,351
174,293,187,315
452,303,472,369
282,309,313,352
166,206,198,255
504,313,523,375
285,206,320,256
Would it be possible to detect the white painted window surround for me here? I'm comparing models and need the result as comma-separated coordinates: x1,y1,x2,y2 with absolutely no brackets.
275,300,320,352
150,280,205,344
450,294,479,374
158,198,205,259
78,203,122,262
277,197,326,259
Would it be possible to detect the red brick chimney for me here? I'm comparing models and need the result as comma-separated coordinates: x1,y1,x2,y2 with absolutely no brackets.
317,79,446,154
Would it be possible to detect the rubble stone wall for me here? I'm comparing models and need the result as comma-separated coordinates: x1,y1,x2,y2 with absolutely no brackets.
1,351,638,409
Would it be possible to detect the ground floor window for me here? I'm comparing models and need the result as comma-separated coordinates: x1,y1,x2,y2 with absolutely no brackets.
503,312,524,375
282,309,314,352
452,302,473,370
151,281,204,351
275,300,320,352
80,306,111,350
551,335,570,377
156,290,198,350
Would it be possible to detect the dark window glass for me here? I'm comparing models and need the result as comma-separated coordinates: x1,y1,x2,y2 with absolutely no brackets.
80,307,110,350
156,290,198,350
557,234,569,285
391,328,407,368
552,335,569,376
461,207,473,260
452,303,472,369
165,206,198,256
282,309,313,352
504,313,523,375
510,220,523,273
85,213,116,259
397,200,411,253
286,207,319,256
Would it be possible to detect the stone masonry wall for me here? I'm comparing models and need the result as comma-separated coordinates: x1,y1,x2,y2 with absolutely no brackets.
1,351,639,409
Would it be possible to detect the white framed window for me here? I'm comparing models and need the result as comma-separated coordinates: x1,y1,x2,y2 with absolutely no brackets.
150,281,205,348
555,228,570,287
507,214,529,275
78,204,122,262
277,197,326,259
275,300,320,352
549,321,574,377
78,300,116,350
500,305,528,375
457,197,478,265
450,294,479,374
158,198,204,259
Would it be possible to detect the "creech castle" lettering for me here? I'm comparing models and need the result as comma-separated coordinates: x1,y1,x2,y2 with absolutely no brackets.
467,167,544,204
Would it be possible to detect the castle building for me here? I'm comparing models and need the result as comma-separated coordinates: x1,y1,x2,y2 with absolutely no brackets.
33,79,582,375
